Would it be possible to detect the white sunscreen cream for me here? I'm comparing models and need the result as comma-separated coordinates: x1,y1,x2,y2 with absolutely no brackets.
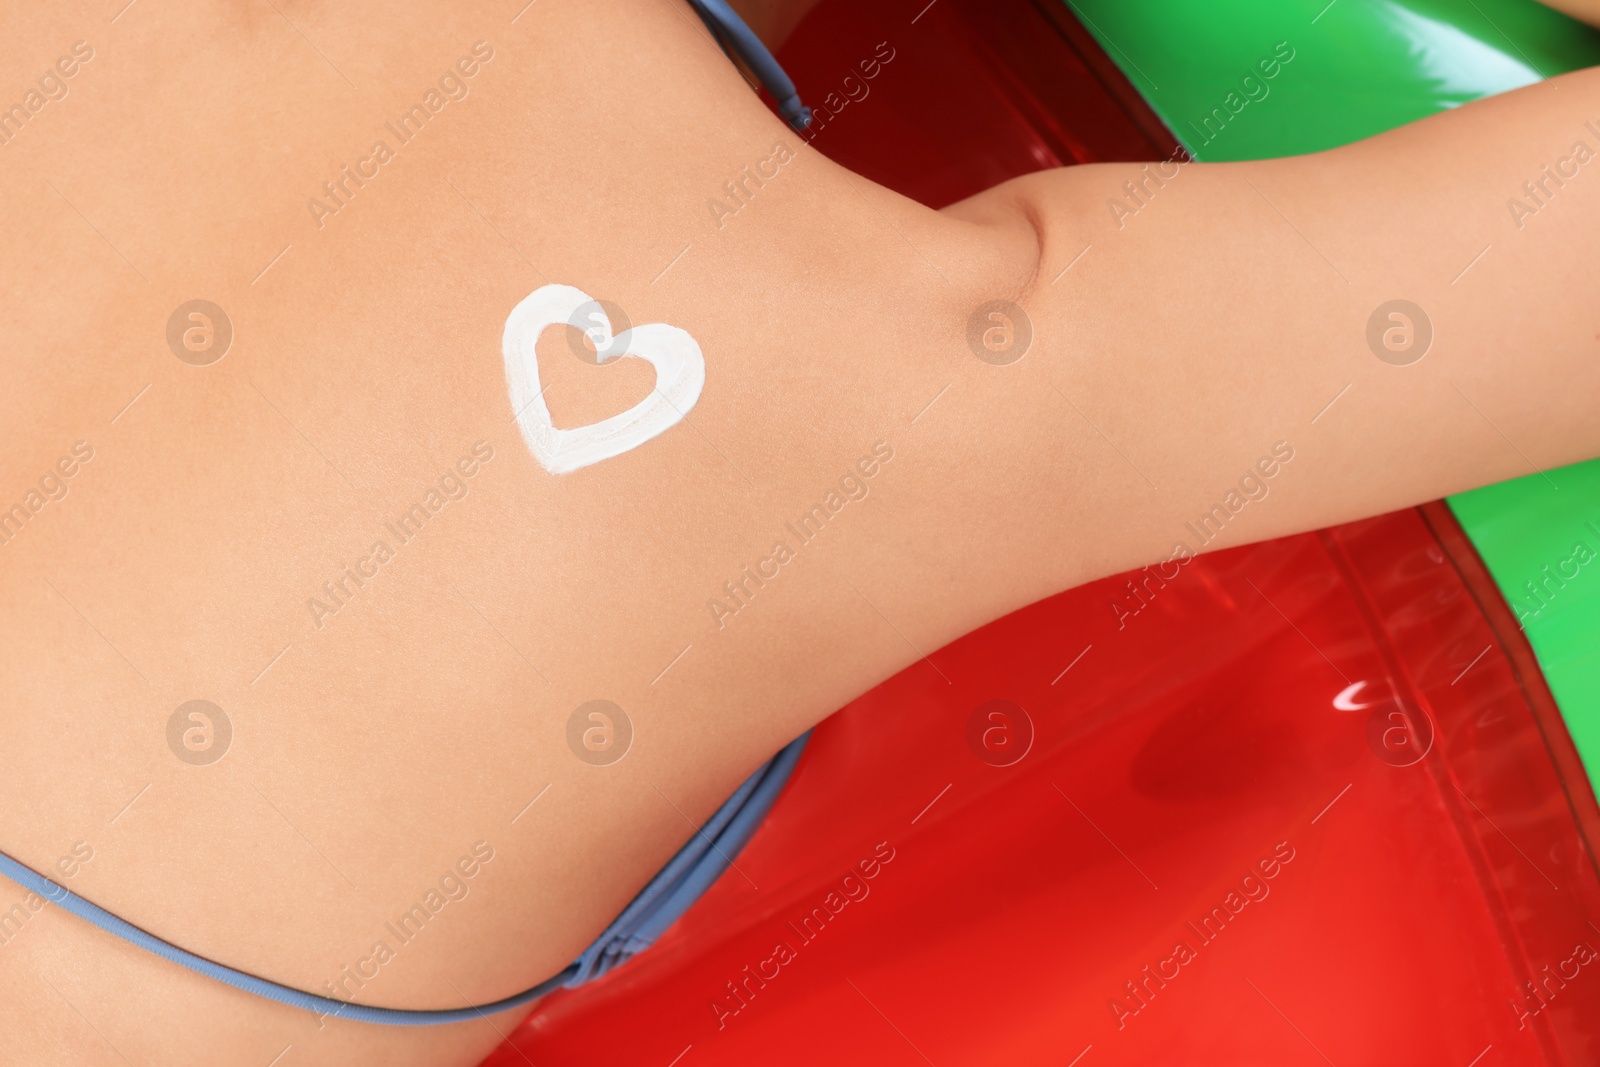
503,284,705,475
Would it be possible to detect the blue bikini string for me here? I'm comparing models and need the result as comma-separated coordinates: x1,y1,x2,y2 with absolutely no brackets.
0,732,809,1027
688,0,812,130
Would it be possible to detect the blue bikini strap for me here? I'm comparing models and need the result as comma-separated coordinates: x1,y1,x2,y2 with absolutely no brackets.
0,732,809,1027
688,0,812,131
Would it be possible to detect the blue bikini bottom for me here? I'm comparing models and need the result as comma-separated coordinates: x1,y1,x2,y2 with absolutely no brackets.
0,732,808,1027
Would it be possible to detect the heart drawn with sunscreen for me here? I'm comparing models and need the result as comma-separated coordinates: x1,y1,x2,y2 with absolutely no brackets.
503,284,705,475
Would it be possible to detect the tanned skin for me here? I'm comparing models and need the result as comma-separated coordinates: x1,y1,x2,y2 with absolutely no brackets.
0,1,1596,1063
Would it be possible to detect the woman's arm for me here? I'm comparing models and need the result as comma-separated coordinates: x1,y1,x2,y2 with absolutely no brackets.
938,64,1600,601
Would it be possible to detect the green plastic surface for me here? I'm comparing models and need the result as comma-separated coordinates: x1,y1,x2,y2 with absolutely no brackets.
1065,0,1600,782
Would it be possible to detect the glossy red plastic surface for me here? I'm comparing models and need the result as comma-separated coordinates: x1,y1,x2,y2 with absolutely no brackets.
482,2,1600,1063
776,0,1174,208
